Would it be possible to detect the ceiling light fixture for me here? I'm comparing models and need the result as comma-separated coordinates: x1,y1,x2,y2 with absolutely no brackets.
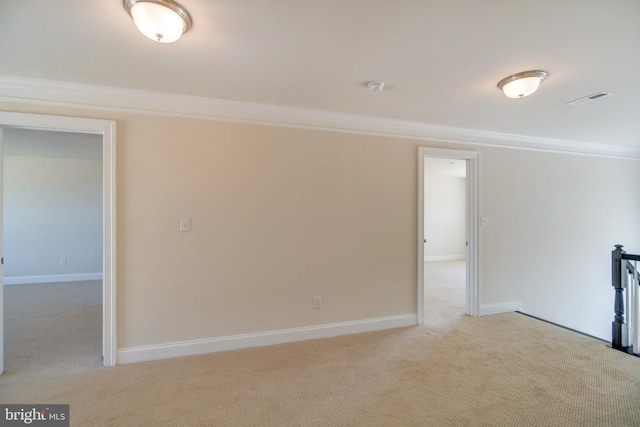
497,70,548,99
123,0,192,43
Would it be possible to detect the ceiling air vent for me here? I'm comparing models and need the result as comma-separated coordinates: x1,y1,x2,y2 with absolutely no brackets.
567,91,612,106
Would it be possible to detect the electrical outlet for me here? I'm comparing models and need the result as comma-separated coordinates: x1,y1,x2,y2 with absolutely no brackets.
313,296,322,309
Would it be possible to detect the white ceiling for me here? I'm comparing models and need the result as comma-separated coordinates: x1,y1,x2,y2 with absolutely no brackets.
1,1,639,149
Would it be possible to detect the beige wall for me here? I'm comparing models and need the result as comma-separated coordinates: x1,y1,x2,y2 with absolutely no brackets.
1,101,639,351
479,148,640,336
118,116,419,347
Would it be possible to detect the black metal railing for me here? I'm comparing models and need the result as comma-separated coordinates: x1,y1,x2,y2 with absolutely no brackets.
611,244,640,352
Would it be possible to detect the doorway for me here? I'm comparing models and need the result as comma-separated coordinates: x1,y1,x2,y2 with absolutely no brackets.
423,157,467,325
0,112,116,374
417,147,478,324
3,128,103,372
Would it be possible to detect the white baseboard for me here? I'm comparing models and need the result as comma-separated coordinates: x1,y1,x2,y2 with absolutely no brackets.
479,301,522,316
424,255,466,262
3,272,103,285
116,314,418,365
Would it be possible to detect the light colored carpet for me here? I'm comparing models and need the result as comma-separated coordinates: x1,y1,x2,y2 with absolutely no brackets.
424,259,466,328
2,266,640,426
3,281,103,376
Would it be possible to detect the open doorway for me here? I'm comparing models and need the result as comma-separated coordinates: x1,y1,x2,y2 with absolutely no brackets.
417,147,478,325
0,112,116,374
3,128,103,373
423,157,466,326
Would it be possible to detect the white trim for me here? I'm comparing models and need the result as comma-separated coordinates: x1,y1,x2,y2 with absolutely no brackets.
116,314,417,365
4,273,103,285
0,111,116,367
418,153,425,325
479,301,523,316
466,154,480,317
418,148,480,324
102,118,117,368
1,75,639,159
424,255,466,262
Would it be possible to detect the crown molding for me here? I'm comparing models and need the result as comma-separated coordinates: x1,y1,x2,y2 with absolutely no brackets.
1,75,639,159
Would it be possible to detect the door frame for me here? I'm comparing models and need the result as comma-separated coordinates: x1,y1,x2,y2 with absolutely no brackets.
418,147,479,323
0,112,116,370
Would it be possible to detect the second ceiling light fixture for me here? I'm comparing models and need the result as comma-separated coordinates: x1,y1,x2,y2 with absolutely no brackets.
497,70,548,99
123,0,192,43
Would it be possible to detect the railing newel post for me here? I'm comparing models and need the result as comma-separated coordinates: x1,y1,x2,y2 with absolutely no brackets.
612,244,627,350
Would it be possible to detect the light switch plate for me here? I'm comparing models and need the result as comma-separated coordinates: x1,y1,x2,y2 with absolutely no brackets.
180,218,191,232
481,217,489,227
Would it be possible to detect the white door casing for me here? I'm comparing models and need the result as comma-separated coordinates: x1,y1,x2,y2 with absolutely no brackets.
0,112,116,370
418,147,479,323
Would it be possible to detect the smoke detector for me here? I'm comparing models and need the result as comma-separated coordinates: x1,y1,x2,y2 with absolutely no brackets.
367,81,385,93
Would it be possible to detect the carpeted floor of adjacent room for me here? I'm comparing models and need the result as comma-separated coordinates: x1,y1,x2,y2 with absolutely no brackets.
2,261,640,426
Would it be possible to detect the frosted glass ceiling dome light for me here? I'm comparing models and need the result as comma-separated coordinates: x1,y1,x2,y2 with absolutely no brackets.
497,70,548,98
124,0,192,43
